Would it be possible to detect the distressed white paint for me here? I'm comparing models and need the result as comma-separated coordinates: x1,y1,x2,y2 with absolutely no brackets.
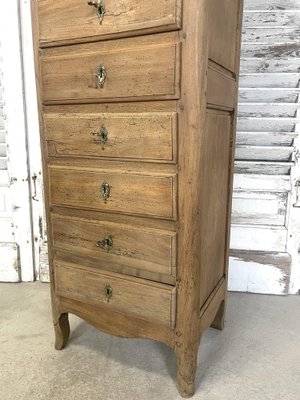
233,174,291,192
287,119,300,294
238,103,300,118
235,161,293,175
236,132,297,146
239,88,300,104
232,191,287,226
231,225,288,252
240,73,300,88
235,145,293,161
231,0,300,294
0,0,34,282
229,255,290,295
0,243,20,282
19,0,46,280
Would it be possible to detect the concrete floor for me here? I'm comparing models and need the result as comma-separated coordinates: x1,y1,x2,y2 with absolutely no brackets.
0,283,299,400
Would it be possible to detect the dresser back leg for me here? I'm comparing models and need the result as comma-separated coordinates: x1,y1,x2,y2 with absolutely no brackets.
54,313,70,350
210,299,226,331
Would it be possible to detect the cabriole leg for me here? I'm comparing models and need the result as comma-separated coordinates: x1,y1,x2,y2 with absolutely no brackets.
54,313,70,350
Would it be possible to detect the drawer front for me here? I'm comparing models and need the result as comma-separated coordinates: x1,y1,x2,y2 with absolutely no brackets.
54,262,176,327
37,0,182,46
52,214,176,279
41,35,181,103
49,167,177,220
45,112,177,162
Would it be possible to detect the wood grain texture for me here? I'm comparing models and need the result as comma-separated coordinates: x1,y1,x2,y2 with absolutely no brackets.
55,261,177,327
41,33,181,104
49,166,177,220
31,0,243,396
45,111,177,162
38,0,182,46
52,213,177,280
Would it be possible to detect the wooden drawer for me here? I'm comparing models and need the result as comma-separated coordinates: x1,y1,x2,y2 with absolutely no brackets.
52,214,176,282
54,262,176,327
37,0,182,47
49,166,177,220
41,33,181,104
45,111,177,162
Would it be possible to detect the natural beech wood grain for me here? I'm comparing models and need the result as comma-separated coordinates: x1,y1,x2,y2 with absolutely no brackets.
49,166,177,220
41,33,181,104
60,296,173,347
54,313,70,350
37,0,182,47
45,112,177,162
32,0,243,397
54,261,177,327
51,214,177,279
207,65,236,110
208,0,240,72
199,110,232,307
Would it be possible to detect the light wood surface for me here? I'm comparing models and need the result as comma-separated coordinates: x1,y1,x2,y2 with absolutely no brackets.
45,111,177,162
52,213,177,280
32,0,243,397
41,33,181,104
49,166,177,219
38,0,182,46
55,261,176,327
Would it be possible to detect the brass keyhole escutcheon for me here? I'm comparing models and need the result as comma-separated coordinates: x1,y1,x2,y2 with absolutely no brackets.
87,0,105,24
105,283,113,301
97,64,107,88
96,234,113,251
90,125,108,145
100,182,110,203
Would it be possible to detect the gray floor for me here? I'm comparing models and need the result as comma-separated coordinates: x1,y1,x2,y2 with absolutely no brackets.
0,283,299,400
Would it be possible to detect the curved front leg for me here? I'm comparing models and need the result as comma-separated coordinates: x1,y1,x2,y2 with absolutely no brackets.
54,313,70,350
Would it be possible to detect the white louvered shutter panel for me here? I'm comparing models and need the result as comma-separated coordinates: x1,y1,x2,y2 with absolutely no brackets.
229,0,300,294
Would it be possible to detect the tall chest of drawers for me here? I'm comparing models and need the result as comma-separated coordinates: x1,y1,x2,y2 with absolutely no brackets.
32,0,243,397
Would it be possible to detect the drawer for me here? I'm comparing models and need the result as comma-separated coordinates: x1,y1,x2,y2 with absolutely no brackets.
41,33,181,103
54,262,176,327
45,111,177,162
49,166,177,220
37,0,182,46
52,214,176,281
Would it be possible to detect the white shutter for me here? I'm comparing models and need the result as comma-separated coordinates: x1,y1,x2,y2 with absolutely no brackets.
229,0,300,294
0,0,35,282
0,40,20,282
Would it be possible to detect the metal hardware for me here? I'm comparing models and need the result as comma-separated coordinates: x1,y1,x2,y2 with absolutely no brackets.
97,64,107,88
96,234,113,251
100,182,110,202
104,283,113,300
32,174,38,201
87,0,105,24
293,180,300,207
90,125,108,144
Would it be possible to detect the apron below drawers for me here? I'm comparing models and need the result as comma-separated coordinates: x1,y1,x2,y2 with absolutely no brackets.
54,262,176,328
49,166,177,220
37,0,182,46
52,214,176,283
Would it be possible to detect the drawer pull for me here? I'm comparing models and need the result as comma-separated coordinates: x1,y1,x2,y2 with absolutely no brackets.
96,234,113,251
97,64,107,88
87,0,105,24
104,283,113,301
100,182,110,202
90,125,108,144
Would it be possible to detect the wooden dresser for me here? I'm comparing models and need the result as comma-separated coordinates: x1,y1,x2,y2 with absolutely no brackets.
32,0,243,397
